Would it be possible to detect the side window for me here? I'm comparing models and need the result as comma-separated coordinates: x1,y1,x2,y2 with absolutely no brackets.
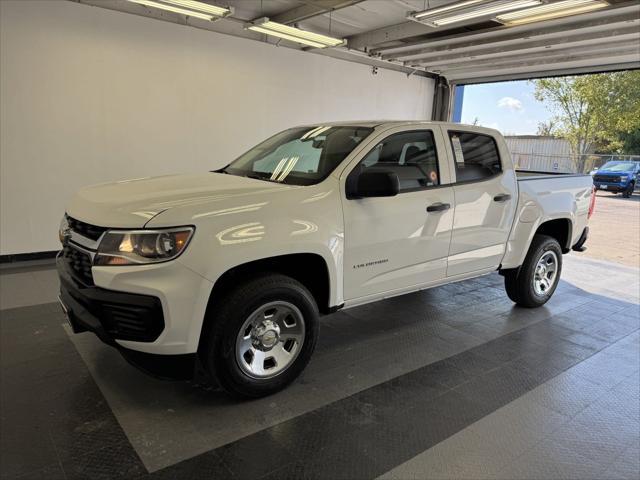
449,131,502,183
357,131,439,192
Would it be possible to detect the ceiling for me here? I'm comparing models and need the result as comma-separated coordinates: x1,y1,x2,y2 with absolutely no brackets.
76,0,640,83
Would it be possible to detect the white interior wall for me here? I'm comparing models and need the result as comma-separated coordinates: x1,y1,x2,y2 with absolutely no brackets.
0,0,434,255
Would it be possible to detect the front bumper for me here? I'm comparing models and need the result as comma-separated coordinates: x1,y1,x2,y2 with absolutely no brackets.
57,255,207,379
57,243,214,356
594,181,630,192
57,256,165,343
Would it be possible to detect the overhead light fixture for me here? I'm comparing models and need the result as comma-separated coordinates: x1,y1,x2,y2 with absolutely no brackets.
127,0,231,21
247,18,345,48
408,0,542,27
496,0,609,25
413,0,487,19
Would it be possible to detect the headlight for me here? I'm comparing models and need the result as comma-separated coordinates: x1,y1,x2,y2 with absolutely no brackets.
59,215,70,243
94,227,194,266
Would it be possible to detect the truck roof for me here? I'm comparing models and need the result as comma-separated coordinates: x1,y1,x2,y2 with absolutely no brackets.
296,120,501,134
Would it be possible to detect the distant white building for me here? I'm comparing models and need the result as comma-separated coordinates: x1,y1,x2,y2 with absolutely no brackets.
505,135,573,172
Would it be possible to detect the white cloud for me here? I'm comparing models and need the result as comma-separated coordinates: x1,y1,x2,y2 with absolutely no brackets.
497,97,523,111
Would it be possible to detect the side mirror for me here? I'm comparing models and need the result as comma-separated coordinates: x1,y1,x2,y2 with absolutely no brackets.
348,171,400,199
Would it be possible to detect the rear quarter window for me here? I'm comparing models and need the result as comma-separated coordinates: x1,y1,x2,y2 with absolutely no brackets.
449,131,502,183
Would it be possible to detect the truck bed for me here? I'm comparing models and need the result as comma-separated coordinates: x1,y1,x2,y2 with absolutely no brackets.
516,169,590,180
515,170,592,203
498,169,594,270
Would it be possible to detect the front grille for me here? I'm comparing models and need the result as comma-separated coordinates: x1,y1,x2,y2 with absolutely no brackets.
62,244,94,285
67,216,107,241
594,175,620,183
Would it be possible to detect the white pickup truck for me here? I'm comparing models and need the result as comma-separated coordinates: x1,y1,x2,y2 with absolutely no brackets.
57,121,595,397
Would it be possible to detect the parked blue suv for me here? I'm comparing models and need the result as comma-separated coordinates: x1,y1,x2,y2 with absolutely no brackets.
593,161,639,198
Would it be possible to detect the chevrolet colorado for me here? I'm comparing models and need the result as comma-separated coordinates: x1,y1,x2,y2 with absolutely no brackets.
57,121,595,397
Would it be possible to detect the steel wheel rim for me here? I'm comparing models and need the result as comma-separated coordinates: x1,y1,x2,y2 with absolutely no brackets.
533,250,558,296
235,301,305,379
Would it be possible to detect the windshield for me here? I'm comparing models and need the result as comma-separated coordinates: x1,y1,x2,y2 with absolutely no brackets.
600,162,637,172
222,126,374,185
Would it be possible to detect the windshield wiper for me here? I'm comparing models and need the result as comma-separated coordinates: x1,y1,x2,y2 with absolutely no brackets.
245,173,279,183
216,170,281,183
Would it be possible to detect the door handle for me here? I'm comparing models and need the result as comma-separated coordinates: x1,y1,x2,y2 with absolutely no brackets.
426,202,451,213
493,194,512,202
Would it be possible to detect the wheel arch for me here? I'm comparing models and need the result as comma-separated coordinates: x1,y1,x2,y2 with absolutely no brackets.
534,218,573,253
198,253,332,352
501,216,573,273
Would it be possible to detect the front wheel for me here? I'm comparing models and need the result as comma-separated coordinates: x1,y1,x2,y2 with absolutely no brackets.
201,273,319,398
623,183,634,198
503,235,563,308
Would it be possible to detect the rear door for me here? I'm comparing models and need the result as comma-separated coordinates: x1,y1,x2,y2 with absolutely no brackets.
342,126,455,301
445,129,518,276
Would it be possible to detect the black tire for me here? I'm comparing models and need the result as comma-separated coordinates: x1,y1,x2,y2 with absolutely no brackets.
503,234,563,308
623,182,634,198
201,273,319,398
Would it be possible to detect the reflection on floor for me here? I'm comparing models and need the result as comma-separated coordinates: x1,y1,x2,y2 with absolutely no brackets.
1,255,638,479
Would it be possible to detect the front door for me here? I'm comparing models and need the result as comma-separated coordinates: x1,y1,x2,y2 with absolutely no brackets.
445,130,518,276
342,127,454,301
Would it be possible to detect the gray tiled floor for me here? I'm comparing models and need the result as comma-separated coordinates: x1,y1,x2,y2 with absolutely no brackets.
1,254,639,479
379,333,640,480
64,255,640,474
384,278,640,479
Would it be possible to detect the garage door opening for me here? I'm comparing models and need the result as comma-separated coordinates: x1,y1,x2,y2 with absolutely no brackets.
454,71,640,268
454,71,640,174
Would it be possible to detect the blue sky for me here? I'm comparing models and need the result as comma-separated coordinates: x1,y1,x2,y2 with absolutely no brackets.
459,80,553,135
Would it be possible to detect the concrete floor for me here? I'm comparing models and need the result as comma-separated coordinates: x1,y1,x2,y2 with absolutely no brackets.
1,248,639,478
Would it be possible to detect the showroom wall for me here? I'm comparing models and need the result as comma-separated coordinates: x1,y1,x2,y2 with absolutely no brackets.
0,0,435,255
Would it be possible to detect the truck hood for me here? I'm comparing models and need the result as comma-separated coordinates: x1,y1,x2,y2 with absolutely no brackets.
66,173,295,228
596,170,630,175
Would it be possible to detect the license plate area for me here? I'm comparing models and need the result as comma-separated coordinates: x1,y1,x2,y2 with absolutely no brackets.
601,185,608,189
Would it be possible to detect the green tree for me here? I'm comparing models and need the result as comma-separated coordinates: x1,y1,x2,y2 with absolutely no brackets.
533,71,640,156
618,129,640,155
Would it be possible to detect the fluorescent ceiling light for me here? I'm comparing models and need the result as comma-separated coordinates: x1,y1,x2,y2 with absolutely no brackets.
162,0,230,17
413,0,487,18
432,0,543,25
496,0,609,25
248,26,327,48
247,18,345,48
409,0,542,27
127,0,231,20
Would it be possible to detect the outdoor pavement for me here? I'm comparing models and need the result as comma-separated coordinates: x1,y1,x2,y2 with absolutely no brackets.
584,192,640,267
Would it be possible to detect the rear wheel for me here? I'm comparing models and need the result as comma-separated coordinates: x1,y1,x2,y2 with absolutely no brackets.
504,235,562,308
201,273,319,398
